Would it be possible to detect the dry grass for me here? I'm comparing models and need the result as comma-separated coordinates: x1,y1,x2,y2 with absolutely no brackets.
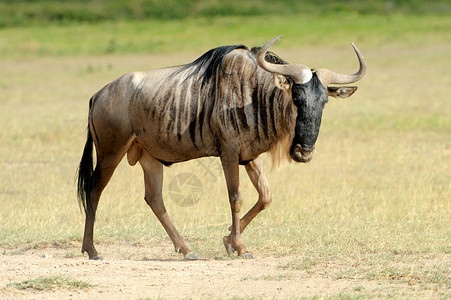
7,276,93,291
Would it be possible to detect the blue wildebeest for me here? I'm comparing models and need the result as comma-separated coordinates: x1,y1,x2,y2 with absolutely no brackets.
77,36,366,260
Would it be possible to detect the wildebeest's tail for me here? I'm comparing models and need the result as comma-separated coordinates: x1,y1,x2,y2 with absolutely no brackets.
77,123,95,219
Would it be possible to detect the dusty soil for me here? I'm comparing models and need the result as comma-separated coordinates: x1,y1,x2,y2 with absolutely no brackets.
0,242,447,299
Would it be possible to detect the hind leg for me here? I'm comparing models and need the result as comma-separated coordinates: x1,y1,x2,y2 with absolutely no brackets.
139,151,199,260
81,152,125,259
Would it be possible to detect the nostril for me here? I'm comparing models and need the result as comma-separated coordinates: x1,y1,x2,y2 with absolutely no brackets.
290,143,314,163
301,145,315,153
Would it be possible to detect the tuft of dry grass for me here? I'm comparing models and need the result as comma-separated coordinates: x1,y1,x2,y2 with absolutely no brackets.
7,276,94,291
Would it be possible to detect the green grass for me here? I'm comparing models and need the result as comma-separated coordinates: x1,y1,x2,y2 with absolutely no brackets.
0,0,449,28
7,276,94,291
0,13,450,57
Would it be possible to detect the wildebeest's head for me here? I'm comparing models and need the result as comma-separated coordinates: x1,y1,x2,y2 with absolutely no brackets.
257,35,366,163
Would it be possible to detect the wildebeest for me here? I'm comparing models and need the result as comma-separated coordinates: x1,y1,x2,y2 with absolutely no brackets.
77,35,366,260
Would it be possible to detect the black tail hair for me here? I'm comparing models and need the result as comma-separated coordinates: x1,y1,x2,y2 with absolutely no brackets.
77,125,95,219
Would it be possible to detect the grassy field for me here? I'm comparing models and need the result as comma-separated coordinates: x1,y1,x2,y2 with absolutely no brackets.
1,0,449,27
0,7,450,299
0,14,449,57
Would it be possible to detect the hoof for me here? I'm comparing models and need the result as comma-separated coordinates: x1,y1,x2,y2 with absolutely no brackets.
240,253,254,259
89,256,103,261
223,238,236,256
184,252,200,260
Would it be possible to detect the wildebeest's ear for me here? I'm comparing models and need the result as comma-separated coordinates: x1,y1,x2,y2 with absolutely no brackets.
273,74,291,93
327,86,358,98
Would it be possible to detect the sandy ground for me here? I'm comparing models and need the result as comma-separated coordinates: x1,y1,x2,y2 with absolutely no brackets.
0,242,447,299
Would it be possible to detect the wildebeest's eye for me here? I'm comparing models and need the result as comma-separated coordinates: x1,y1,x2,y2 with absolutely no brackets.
292,87,306,106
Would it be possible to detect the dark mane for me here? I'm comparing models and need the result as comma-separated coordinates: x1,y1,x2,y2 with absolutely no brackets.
174,44,248,86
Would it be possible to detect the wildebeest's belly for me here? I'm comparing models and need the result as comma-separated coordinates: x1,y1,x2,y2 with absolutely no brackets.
144,134,218,164
130,116,219,164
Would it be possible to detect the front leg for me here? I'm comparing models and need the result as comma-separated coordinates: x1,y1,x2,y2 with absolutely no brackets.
220,152,253,258
240,156,272,233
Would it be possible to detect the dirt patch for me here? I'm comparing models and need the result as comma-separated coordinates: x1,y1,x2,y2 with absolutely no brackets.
0,243,448,299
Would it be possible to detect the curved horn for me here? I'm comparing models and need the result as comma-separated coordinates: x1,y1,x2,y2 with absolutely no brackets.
316,43,367,86
257,35,312,84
